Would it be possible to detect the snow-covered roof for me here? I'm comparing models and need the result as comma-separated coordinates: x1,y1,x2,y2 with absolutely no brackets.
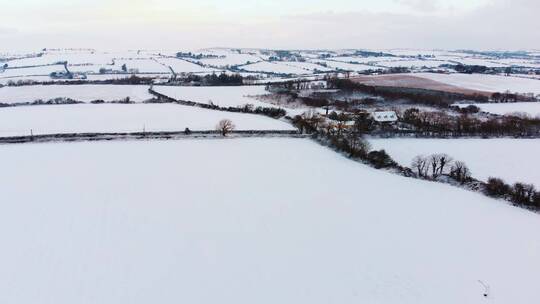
372,111,398,122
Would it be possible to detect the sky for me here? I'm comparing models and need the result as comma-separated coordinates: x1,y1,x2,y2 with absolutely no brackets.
0,0,538,51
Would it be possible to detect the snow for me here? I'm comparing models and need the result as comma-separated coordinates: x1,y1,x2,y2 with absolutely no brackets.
0,74,169,85
197,53,262,67
377,59,451,68
152,85,276,108
0,137,539,303
319,57,454,70
456,102,540,117
6,52,115,67
0,65,65,78
414,73,540,94
280,61,333,72
2,57,52,68
331,56,397,63
67,64,120,74
369,138,540,187
85,74,169,81
155,57,220,74
0,103,294,136
313,60,381,72
372,111,398,122
452,57,509,68
0,85,154,104
114,59,171,74
495,58,540,68
384,49,461,57
241,61,311,75
0,76,55,85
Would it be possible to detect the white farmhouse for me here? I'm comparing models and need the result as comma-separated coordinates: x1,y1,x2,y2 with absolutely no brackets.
371,111,398,123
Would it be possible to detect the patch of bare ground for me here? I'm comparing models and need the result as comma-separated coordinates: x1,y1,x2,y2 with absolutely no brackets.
351,74,493,96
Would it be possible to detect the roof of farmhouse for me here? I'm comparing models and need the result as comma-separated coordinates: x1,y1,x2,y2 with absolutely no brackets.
372,111,398,122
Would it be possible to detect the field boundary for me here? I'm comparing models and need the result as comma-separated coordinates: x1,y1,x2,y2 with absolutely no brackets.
0,130,305,145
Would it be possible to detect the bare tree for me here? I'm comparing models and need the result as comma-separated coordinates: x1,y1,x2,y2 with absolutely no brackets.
412,155,429,178
216,119,235,136
437,154,453,176
450,161,471,184
429,154,442,178
346,131,371,157
303,110,324,130
335,113,351,137
426,153,454,178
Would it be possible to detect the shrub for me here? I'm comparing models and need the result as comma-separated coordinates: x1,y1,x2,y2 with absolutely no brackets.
484,177,511,197
449,161,471,184
367,150,396,169
511,183,536,206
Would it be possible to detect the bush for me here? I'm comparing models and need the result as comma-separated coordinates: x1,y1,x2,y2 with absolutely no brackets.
484,177,511,197
367,150,396,169
511,183,536,206
449,161,471,184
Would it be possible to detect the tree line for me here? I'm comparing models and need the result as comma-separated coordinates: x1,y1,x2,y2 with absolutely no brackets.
291,111,540,211
484,178,540,209
148,87,286,119
401,108,540,137
181,73,244,86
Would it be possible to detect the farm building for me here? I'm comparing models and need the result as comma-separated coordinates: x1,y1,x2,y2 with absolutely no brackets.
371,111,398,123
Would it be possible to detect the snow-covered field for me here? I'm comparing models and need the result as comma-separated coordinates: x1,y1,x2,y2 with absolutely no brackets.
451,57,509,67
155,57,220,74
369,138,540,187
314,60,380,71
114,59,170,73
0,103,294,136
312,57,452,70
5,52,115,67
0,75,55,85
0,85,154,103
0,74,169,85
331,56,397,64
241,61,311,75
153,85,275,108
377,59,451,68
3,49,539,83
196,53,262,67
1,138,539,303
456,102,540,117
67,64,119,74
385,49,467,57
0,65,65,78
280,61,333,72
414,73,540,94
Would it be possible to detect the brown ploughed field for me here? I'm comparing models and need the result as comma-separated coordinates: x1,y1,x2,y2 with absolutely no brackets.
351,74,493,96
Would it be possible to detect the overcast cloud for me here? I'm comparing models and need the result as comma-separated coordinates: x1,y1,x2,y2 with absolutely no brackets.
0,0,537,51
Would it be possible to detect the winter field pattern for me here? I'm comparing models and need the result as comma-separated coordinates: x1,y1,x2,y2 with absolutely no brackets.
0,103,294,136
2,47,540,304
